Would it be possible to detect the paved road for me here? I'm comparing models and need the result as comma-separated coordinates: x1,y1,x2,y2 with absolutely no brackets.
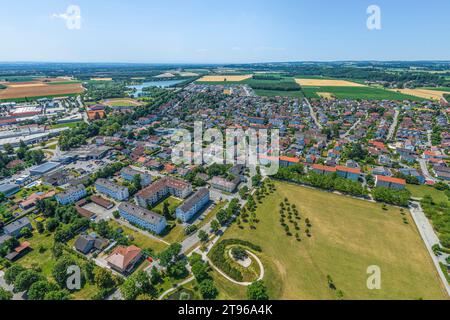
340,118,361,139
304,98,322,130
387,108,400,141
409,202,450,296
419,158,436,182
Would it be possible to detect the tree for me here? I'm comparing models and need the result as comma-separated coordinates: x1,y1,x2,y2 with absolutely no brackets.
94,268,115,289
198,230,209,243
27,280,58,300
4,265,26,285
211,220,220,234
247,280,269,300
150,267,162,285
199,279,218,299
217,209,228,225
231,247,248,261
158,243,182,267
0,288,12,301
19,227,32,238
36,221,44,234
163,201,171,220
43,290,70,300
14,269,44,293
52,255,83,289
191,261,210,283
46,218,59,232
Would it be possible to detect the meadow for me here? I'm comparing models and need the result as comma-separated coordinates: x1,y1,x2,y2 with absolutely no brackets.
215,181,447,300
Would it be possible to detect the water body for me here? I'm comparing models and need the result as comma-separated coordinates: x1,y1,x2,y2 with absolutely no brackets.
127,79,186,97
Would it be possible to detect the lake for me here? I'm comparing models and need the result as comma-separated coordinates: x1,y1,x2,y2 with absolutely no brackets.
127,79,186,97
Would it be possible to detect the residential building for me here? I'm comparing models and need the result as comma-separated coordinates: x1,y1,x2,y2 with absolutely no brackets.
56,184,87,205
135,176,192,207
176,188,210,223
4,217,32,237
336,166,361,181
95,179,129,201
106,245,143,274
120,167,152,187
209,176,240,193
375,175,406,190
118,202,167,234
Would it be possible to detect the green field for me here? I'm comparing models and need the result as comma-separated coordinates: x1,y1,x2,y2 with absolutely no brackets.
108,220,168,254
407,184,449,204
47,81,82,85
51,121,83,129
215,181,447,300
301,85,425,101
0,93,79,102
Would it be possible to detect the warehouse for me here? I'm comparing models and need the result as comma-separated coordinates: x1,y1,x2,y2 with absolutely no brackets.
29,162,61,176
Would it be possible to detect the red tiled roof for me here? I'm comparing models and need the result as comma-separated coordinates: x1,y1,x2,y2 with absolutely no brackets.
336,165,361,174
376,175,406,185
312,164,336,172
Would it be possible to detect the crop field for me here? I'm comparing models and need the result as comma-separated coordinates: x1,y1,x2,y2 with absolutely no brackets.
295,78,365,87
389,88,449,101
0,80,84,100
301,85,424,101
216,181,447,300
197,75,253,82
317,92,335,99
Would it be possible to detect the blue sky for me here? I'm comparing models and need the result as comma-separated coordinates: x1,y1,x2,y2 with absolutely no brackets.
1,0,449,63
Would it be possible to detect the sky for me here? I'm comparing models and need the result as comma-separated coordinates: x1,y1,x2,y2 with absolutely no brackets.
0,0,449,63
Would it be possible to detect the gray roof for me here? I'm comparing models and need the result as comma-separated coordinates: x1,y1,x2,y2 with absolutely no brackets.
95,179,128,193
178,188,209,213
118,202,165,226
30,162,61,174
57,184,85,199
0,183,19,194
4,217,31,235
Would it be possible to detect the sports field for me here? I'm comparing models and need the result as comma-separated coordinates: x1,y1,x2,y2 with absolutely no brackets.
216,181,447,300
101,98,143,107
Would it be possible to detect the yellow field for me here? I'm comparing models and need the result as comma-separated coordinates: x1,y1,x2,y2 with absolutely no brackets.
90,77,113,81
295,78,365,87
8,83,46,88
198,75,253,82
390,88,448,101
317,92,335,99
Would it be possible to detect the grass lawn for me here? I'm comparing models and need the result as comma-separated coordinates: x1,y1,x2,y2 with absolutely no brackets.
254,89,304,98
109,220,168,254
51,121,83,129
407,184,449,204
17,230,56,277
152,196,182,215
216,180,447,300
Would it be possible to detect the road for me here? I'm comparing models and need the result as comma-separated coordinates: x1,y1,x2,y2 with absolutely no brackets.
304,98,322,130
419,158,436,182
387,108,400,141
409,202,450,296
340,119,361,139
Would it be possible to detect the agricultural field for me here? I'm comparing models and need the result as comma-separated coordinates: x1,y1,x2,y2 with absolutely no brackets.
389,88,449,101
197,75,253,82
217,181,447,300
0,79,84,100
295,78,365,87
301,85,424,101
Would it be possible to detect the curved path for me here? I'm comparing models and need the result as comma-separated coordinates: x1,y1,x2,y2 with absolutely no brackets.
200,248,265,286
158,276,195,300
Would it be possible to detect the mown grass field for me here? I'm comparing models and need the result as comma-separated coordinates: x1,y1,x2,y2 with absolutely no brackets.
407,184,449,205
216,181,447,300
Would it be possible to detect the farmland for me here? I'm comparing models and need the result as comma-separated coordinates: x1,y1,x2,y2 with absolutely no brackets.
0,80,84,100
216,181,447,300
295,78,365,87
301,85,425,101
197,75,253,82
389,88,449,101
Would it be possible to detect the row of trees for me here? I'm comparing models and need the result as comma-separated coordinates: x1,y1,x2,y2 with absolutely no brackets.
371,187,411,207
